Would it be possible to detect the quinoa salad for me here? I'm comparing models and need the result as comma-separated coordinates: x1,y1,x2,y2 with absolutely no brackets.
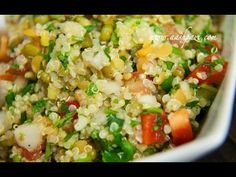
0,15,228,162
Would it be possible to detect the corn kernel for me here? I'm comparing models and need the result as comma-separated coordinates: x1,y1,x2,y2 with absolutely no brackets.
40,30,49,47
31,55,43,73
23,28,37,37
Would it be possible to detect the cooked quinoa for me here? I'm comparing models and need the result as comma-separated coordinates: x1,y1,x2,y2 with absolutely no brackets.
0,15,228,162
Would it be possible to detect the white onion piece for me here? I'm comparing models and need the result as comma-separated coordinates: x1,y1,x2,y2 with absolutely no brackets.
14,124,43,152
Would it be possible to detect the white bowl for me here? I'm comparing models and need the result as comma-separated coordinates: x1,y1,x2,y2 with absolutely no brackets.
0,15,235,162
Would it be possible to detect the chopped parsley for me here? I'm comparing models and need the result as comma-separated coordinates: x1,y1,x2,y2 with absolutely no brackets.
10,63,19,69
84,25,94,33
44,41,55,62
54,112,74,128
164,61,174,70
32,98,47,113
160,75,174,93
57,52,69,69
21,83,35,96
5,91,16,107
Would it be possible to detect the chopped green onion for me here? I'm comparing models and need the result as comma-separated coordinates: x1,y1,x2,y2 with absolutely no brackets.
45,143,53,161
143,107,163,114
85,83,98,96
64,132,77,142
55,112,74,128
172,46,182,56
84,25,94,33
46,23,56,32
104,47,111,61
111,31,119,46
186,101,199,108
130,120,139,127
57,52,69,69
160,75,174,93
164,61,174,70
44,41,55,62
151,24,163,34
179,60,190,75
10,63,19,69
120,56,127,62
22,83,35,96
5,91,16,107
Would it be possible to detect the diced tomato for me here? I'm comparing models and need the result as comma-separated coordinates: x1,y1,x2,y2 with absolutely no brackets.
6,62,30,76
0,74,16,81
141,112,168,145
204,61,228,85
186,64,211,84
187,54,228,85
169,109,193,145
66,99,80,108
20,145,43,161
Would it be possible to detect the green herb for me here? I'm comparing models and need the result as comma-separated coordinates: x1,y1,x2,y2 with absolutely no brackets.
91,130,99,140
131,62,137,71
84,25,94,33
32,98,47,113
10,63,19,69
164,61,174,70
152,117,162,131
5,91,16,107
189,83,198,89
153,125,159,131
44,41,55,62
143,146,157,156
85,83,98,96
113,98,119,104
179,60,190,75
21,83,35,96
130,120,139,127
45,143,53,161
111,31,119,46
160,75,174,93
170,84,180,94
143,107,163,115
122,100,130,109
55,112,73,128
120,56,127,62
20,112,27,124
102,139,135,162
71,35,83,43
57,52,69,69
46,23,56,32
11,155,21,162
60,101,69,113
76,154,92,162
186,101,199,108
120,140,135,161
172,46,182,56
64,132,77,142
210,57,224,69
106,109,124,132
104,47,111,61
151,24,163,34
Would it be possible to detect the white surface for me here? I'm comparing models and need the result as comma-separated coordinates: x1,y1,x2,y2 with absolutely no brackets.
0,15,235,162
